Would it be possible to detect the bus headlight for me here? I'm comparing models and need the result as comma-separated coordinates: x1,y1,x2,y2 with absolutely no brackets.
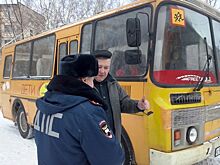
186,126,198,144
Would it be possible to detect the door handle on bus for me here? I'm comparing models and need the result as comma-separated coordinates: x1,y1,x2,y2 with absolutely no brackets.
143,111,153,116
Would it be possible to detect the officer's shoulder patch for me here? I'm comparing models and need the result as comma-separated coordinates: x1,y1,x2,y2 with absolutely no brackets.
89,100,101,106
99,120,112,139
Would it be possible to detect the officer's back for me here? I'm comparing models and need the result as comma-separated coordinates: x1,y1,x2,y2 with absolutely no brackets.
34,54,124,165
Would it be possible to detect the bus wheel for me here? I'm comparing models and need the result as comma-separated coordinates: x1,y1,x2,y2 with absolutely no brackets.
121,128,136,165
16,106,34,139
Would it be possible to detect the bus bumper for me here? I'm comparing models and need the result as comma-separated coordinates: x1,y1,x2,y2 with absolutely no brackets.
150,137,220,165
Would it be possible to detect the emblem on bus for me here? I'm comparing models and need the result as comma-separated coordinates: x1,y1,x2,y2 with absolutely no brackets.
170,8,185,27
176,75,212,83
39,82,49,96
2,81,10,91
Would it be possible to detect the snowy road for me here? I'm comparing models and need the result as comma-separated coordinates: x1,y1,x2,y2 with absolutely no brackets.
0,110,220,165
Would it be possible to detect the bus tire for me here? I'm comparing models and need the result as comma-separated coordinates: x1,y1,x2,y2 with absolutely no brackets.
121,127,136,165
16,106,34,139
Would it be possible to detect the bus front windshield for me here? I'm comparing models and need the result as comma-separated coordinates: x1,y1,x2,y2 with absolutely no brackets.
153,4,217,86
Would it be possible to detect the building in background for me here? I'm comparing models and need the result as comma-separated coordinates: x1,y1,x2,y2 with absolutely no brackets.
0,2,46,48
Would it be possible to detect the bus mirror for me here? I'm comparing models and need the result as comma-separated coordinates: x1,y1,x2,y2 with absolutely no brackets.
124,49,142,64
126,18,141,47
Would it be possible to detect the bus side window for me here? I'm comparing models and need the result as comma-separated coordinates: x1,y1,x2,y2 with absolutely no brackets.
13,42,31,78
32,34,55,77
13,60,29,77
81,24,92,53
36,56,51,76
3,55,12,78
69,40,78,54
59,42,67,61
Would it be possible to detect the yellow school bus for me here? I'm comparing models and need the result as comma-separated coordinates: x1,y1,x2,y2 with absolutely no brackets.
1,0,220,164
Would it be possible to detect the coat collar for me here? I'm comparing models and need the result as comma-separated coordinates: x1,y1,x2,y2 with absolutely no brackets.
47,75,107,110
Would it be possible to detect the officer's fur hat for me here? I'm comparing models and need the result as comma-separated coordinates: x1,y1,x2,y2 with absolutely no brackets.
59,54,98,78
93,50,112,59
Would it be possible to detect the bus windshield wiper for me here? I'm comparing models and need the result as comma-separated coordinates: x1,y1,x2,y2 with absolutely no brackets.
193,37,212,91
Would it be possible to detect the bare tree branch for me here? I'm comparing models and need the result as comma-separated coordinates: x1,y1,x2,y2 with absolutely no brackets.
21,0,135,29
205,0,218,8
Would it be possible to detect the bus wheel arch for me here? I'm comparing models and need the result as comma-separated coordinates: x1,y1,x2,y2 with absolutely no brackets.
12,100,21,122
121,126,137,165
12,99,34,139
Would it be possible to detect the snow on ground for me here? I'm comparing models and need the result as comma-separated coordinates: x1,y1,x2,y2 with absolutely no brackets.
0,111,37,165
0,110,220,165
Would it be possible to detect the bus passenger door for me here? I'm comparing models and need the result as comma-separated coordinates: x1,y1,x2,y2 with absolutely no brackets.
0,55,13,119
58,38,68,61
69,35,79,54
57,35,79,60
57,35,79,74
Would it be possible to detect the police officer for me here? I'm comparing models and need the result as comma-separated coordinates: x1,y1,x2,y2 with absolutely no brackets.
34,54,124,165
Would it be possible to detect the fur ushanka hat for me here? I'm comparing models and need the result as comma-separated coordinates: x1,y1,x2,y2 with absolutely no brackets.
59,54,98,78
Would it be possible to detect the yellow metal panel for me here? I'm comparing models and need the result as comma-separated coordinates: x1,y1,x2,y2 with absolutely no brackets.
203,87,220,140
122,114,148,165
145,78,172,152
120,81,149,164
56,25,80,39
119,81,144,99
205,119,220,141
203,87,220,105
1,93,13,120
10,80,50,99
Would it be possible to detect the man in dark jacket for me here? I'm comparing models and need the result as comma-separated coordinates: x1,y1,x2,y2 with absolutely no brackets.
34,54,124,165
93,50,150,142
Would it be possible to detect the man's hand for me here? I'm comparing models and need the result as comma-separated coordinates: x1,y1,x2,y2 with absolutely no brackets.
137,96,150,110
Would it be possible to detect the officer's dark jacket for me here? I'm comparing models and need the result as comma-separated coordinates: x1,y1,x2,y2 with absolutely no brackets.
34,75,124,165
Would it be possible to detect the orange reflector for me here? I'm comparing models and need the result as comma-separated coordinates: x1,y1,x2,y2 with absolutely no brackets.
174,130,181,140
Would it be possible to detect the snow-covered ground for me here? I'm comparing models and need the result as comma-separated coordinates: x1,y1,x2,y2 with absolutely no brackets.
0,111,37,165
0,110,220,165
